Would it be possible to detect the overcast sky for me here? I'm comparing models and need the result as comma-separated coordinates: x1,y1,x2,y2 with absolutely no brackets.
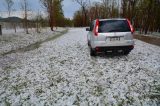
0,0,82,18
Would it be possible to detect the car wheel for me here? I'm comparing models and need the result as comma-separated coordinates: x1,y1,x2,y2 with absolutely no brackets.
90,48,96,56
124,50,130,55
87,41,90,47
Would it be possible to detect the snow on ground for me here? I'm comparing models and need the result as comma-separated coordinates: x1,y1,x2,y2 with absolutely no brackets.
0,27,65,55
2,28,25,34
0,28,160,106
135,31,160,38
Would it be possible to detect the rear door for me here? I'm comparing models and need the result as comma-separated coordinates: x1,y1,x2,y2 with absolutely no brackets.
87,21,95,42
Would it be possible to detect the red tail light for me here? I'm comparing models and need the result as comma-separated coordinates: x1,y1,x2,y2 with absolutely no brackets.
95,47,99,51
127,19,134,34
94,19,99,36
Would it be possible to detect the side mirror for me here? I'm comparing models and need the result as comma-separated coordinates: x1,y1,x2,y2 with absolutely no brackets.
86,28,90,31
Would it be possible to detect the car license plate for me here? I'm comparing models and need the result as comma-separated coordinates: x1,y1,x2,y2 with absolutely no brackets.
110,37,120,41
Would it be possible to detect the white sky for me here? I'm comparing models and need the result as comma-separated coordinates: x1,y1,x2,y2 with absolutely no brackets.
0,0,80,19
0,0,101,19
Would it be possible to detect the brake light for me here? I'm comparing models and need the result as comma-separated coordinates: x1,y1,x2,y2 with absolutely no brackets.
95,47,99,51
127,19,134,34
94,19,99,36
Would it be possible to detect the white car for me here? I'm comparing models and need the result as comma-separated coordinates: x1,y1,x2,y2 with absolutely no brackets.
86,18,135,56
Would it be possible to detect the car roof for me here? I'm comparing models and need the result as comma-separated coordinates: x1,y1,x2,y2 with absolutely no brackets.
95,18,127,21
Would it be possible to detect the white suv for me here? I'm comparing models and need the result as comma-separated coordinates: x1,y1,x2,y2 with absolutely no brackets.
86,18,135,56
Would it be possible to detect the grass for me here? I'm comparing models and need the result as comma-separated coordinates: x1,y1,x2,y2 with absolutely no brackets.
3,65,16,71
148,84,160,100
134,34,160,46
4,97,11,106
1,29,68,56
92,85,104,96
0,66,14,83
0,77,9,83
35,88,45,96
117,99,125,106
73,95,80,106
0,36,14,43
12,82,27,95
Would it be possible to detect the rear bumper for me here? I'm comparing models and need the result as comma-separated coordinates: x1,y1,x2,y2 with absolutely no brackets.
94,45,134,52
91,40,135,48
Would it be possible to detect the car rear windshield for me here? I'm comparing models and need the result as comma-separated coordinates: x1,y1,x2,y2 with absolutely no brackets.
98,20,131,33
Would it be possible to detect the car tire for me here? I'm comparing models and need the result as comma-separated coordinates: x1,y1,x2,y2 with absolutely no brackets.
124,50,130,55
87,41,90,47
90,48,96,56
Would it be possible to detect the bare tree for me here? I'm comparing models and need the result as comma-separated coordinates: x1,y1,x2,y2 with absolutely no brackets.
74,0,89,26
73,0,160,34
3,0,17,33
101,0,110,18
35,10,42,33
40,0,55,31
4,0,14,17
40,0,64,31
21,0,29,34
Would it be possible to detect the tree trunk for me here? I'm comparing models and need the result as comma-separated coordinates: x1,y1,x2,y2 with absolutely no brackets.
14,23,16,33
49,17,54,31
0,25,2,35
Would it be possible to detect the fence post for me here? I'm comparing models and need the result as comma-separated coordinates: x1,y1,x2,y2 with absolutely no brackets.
0,25,2,35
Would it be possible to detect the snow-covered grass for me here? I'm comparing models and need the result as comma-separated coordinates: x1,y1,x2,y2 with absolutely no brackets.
135,31,160,38
0,28,160,106
0,27,66,55
2,28,24,34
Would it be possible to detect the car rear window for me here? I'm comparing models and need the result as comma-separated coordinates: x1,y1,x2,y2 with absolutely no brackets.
98,20,131,33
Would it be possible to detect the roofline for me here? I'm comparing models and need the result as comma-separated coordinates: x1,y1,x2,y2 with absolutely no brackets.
94,18,127,21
